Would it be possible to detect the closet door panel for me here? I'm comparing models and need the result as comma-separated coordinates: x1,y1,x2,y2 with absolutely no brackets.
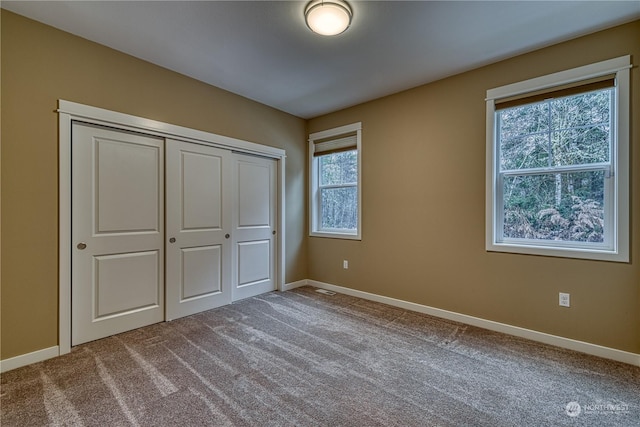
181,245,222,298
232,154,277,301
166,140,232,320
181,152,223,230
72,123,164,345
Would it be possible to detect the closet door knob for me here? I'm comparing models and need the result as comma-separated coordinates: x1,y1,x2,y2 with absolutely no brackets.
225,234,230,239
77,242,87,250
169,237,176,243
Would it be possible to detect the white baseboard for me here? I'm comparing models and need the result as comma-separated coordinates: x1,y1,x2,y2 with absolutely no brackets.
282,279,308,291
303,279,640,367
0,346,60,373
5,281,638,372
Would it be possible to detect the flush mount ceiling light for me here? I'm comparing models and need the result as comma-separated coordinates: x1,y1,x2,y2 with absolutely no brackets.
305,0,352,36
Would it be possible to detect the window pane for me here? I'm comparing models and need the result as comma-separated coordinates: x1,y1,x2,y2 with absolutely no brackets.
319,150,357,186
551,89,612,130
503,171,605,243
551,89,611,166
551,125,610,166
320,186,357,230
499,88,612,171
499,103,550,171
500,133,549,170
499,103,549,140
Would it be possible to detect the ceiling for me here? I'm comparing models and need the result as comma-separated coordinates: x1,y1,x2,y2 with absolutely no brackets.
3,1,639,119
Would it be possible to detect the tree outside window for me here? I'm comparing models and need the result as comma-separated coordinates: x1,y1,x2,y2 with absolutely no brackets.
498,89,611,244
318,150,358,231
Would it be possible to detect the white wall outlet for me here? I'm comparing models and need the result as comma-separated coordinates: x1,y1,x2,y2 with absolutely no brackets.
343,260,349,269
559,292,570,307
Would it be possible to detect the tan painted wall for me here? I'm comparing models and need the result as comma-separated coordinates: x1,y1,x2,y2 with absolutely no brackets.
2,9,638,362
0,11,308,359
308,21,640,354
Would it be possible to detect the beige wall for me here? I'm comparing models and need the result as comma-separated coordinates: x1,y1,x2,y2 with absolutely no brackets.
308,21,640,354
0,11,307,359
2,9,638,362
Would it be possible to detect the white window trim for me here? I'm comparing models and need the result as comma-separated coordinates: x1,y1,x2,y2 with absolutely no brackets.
309,122,362,240
485,56,630,262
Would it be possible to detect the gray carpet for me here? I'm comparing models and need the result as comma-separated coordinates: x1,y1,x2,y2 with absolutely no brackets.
2,286,639,426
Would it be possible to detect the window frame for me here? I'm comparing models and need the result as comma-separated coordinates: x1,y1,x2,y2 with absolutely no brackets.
309,122,362,240
485,56,630,262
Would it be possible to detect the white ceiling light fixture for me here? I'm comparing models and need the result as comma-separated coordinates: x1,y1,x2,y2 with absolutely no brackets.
305,0,353,36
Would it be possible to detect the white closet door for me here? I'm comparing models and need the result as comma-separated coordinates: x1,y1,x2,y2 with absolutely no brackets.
232,154,277,301
165,140,232,320
72,123,164,345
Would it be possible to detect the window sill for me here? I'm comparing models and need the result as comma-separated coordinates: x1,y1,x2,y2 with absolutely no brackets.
487,241,628,263
310,230,361,241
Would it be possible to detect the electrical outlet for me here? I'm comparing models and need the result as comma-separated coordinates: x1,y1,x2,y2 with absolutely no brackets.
343,260,349,269
559,292,570,307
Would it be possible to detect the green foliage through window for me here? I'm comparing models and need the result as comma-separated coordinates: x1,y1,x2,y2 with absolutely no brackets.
498,88,612,243
318,150,358,231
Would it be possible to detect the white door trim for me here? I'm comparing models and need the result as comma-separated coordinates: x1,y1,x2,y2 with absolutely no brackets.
59,100,286,355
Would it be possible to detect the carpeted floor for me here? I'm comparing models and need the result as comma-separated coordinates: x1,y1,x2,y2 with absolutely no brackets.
2,286,639,426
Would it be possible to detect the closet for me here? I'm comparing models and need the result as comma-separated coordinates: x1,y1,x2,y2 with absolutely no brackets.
70,120,278,346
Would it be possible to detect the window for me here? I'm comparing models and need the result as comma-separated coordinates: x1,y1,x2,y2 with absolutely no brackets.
309,122,362,239
486,56,630,262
